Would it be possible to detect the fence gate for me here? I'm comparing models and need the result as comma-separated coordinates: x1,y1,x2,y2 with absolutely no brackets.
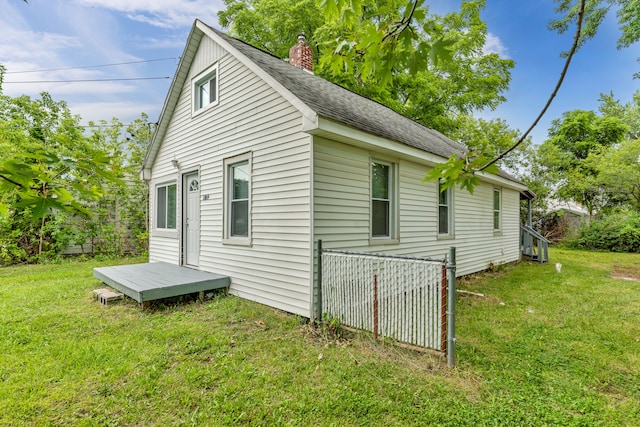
319,243,452,353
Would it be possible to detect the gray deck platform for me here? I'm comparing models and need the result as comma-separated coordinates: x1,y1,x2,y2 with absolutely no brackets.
93,262,230,303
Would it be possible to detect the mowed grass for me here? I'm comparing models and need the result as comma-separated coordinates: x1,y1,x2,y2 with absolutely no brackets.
0,249,639,426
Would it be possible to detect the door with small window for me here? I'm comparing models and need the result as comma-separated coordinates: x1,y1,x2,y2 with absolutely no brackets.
184,173,200,267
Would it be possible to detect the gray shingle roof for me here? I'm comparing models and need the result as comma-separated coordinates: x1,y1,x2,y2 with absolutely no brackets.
210,26,467,160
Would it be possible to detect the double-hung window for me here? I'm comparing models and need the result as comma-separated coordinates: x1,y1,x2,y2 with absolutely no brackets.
438,179,452,235
193,63,219,114
371,160,396,239
493,188,501,231
156,182,177,230
224,153,251,244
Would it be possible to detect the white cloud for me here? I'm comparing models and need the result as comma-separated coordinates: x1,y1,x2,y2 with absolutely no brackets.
484,32,509,58
0,0,190,124
135,35,188,50
0,28,81,69
73,0,225,28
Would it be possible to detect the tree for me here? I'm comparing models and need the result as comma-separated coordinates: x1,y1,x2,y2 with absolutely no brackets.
219,0,513,136
590,138,640,210
83,115,151,255
0,88,116,260
0,70,113,219
585,90,640,210
536,109,628,216
598,90,640,140
447,116,530,175
218,0,324,62
316,0,640,191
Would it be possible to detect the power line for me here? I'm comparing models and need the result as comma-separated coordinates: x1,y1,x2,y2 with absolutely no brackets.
5,57,179,74
3,77,171,83
1,122,158,130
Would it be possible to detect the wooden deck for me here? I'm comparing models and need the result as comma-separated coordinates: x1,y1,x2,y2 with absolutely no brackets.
93,262,230,304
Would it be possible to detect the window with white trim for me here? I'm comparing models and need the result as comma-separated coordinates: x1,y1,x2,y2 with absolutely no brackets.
193,63,218,113
224,153,251,242
371,160,396,239
438,179,452,235
493,188,501,231
156,182,177,230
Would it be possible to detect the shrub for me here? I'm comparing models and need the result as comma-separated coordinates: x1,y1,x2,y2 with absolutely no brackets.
0,209,75,265
567,210,640,252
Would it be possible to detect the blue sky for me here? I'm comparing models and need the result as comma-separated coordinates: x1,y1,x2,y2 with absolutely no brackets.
1,0,639,145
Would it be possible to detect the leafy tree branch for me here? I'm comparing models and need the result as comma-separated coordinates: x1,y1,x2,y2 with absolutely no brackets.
478,0,586,173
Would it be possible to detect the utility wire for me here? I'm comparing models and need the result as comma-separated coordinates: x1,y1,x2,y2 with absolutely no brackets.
0,122,157,130
5,57,179,74
3,77,170,83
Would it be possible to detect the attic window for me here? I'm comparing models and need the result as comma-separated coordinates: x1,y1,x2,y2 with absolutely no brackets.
193,63,219,114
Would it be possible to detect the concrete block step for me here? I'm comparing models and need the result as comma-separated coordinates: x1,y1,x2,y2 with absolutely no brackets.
92,288,124,305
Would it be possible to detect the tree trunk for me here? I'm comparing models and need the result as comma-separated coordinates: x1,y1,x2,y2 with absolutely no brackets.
38,215,45,256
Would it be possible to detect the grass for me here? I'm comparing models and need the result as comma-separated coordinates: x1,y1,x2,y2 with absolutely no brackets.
0,249,639,426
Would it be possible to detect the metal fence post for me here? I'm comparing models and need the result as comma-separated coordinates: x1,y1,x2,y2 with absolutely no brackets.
446,247,457,367
316,239,323,322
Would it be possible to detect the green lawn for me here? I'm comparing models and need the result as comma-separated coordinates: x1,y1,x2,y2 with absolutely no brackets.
0,249,639,426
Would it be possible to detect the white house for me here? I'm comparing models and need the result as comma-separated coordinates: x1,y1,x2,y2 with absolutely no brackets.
141,20,532,318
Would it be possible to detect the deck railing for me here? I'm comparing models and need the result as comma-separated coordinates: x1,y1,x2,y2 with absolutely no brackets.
318,246,450,352
521,225,549,263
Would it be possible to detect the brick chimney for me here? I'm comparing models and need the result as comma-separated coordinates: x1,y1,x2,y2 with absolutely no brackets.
289,33,313,72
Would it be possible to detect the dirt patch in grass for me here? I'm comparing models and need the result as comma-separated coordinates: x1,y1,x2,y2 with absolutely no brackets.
611,264,640,282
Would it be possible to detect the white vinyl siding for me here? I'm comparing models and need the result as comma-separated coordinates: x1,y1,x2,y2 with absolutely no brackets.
148,35,312,316
314,137,521,276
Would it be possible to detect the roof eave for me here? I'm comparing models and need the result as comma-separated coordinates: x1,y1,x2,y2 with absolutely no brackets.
308,117,528,192
141,21,204,179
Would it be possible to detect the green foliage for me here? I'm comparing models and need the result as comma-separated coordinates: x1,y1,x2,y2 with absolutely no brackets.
536,109,628,215
424,154,480,194
599,89,640,140
219,0,324,61
0,82,150,264
449,116,530,173
82,115,151,256
220,0,513,137
568,210,640,252
550,0,640,57
548,0,609,52
589,137,640,210
534,91,640,217
0,91,113,218
0,209,74,265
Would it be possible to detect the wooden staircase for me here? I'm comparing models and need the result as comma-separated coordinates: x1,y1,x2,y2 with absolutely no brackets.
521,225,549,263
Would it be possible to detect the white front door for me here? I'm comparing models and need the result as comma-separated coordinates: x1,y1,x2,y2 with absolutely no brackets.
184,172,200,267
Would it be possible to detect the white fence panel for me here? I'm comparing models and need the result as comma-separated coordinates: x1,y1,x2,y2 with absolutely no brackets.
321,250,446,351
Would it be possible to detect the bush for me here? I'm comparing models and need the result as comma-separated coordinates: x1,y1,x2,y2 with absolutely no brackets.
567,210,640,252
0,209,75,265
